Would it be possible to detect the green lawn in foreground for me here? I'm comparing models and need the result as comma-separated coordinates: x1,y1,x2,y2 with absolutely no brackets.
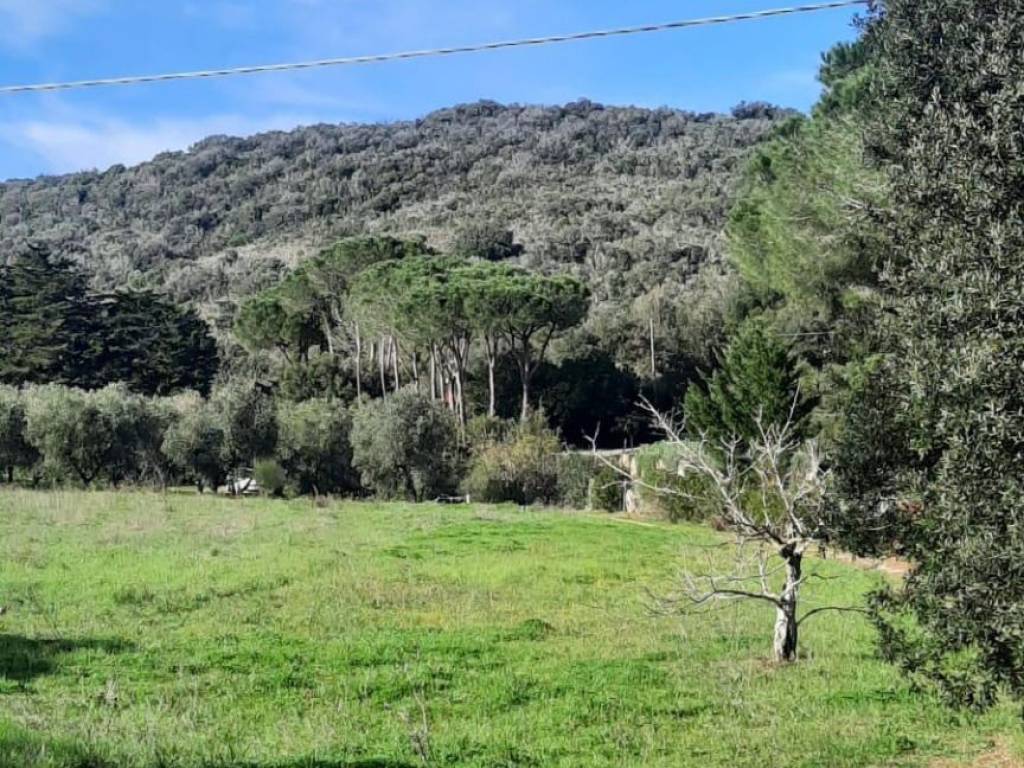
0,489,1018,767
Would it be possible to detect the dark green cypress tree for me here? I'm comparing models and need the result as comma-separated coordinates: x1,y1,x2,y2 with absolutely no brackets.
0,246,218,395
684,317,808,444
0,246,99,387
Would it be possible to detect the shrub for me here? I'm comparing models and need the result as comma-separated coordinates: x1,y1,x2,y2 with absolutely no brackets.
464,415,561,505
634,442,719,522
591,466,626,513
276,398,358,495
555,453,598,509
253,458,287,497
350,391,461,501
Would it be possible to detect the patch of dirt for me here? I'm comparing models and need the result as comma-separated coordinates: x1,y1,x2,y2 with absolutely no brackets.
828,551,912,577
931,741,1022,767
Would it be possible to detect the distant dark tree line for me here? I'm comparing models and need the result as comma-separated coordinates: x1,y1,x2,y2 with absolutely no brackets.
0,245,218,396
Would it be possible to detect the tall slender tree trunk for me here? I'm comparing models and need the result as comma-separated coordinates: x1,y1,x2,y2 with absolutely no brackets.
429,347,438,401
773,549,802,663
649,316,657,377
453,367,466,426
378,338,387,395
412,351,420,391
354,323,363,399
322,315,336,357
488,357,497,417
516,350,532,421
390,336,400,392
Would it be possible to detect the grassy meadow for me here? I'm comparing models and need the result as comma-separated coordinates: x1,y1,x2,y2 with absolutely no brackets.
0,489,1019,767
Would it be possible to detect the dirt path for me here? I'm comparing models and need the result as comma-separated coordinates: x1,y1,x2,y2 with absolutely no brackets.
827,550,912,578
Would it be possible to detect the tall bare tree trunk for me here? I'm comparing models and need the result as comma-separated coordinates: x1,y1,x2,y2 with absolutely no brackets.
429,347,438,401
322,315,336,357
354,323,363,399
378,338,387,395
649,316,657,377
773,549,802,663
453,367,466,426
517,352,531,421
411,351,420,391
488,357,497,417
390,336,400,392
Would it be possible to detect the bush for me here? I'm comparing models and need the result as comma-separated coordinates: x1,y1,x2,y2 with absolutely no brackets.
464,415,561,505
276,398,358,495
253,458,287,497
591,466,626,513
634,442,718,522
350,390,461,501
555,453,598,509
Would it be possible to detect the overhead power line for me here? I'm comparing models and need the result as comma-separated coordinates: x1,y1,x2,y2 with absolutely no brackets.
0,1,868,95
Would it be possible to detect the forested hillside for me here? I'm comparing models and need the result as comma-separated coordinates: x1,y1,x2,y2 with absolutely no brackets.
0,100,789,309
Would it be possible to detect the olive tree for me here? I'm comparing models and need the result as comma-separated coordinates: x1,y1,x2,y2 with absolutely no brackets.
351,390,461,501
832,0,1024,709
23,384,149,486
211,380,278,489
0,386,36,483
599,402,858,663
161,395,227,492
276,398,358,495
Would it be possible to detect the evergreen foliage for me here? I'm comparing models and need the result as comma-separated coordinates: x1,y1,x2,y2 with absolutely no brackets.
684,317,807,443
350,390,461,501
833,0,1024,710
276,398,358,495
0,385,37,483
0,247,218,395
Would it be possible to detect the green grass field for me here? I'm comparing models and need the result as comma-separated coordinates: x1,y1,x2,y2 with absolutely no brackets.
0,490,1018,768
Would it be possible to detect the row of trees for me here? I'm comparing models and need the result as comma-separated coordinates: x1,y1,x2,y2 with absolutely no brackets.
0,382,600,507
235,239,590,426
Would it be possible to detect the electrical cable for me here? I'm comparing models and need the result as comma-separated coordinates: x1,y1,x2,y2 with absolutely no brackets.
0,1,868,95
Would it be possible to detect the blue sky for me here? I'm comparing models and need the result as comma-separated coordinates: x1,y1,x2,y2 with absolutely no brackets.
0,1,863,181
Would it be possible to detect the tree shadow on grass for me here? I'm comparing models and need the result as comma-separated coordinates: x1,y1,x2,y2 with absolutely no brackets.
0,634,133,685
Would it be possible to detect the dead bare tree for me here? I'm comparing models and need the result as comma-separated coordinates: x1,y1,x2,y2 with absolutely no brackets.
595,399,862,663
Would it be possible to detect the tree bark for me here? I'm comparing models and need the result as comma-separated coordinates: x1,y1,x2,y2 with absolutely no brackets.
354,323,363,399
429,346,438,401
520,366,530,421
390,336,400,392
322,314,335,357
649,316,657,377
488,357,497,418
773,549,802,663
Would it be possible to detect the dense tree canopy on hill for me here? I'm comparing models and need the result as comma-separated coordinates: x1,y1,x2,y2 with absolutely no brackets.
0,101,790,314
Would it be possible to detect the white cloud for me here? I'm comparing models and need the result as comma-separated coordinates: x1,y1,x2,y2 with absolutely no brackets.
0,0,105,49
1,112,318,175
